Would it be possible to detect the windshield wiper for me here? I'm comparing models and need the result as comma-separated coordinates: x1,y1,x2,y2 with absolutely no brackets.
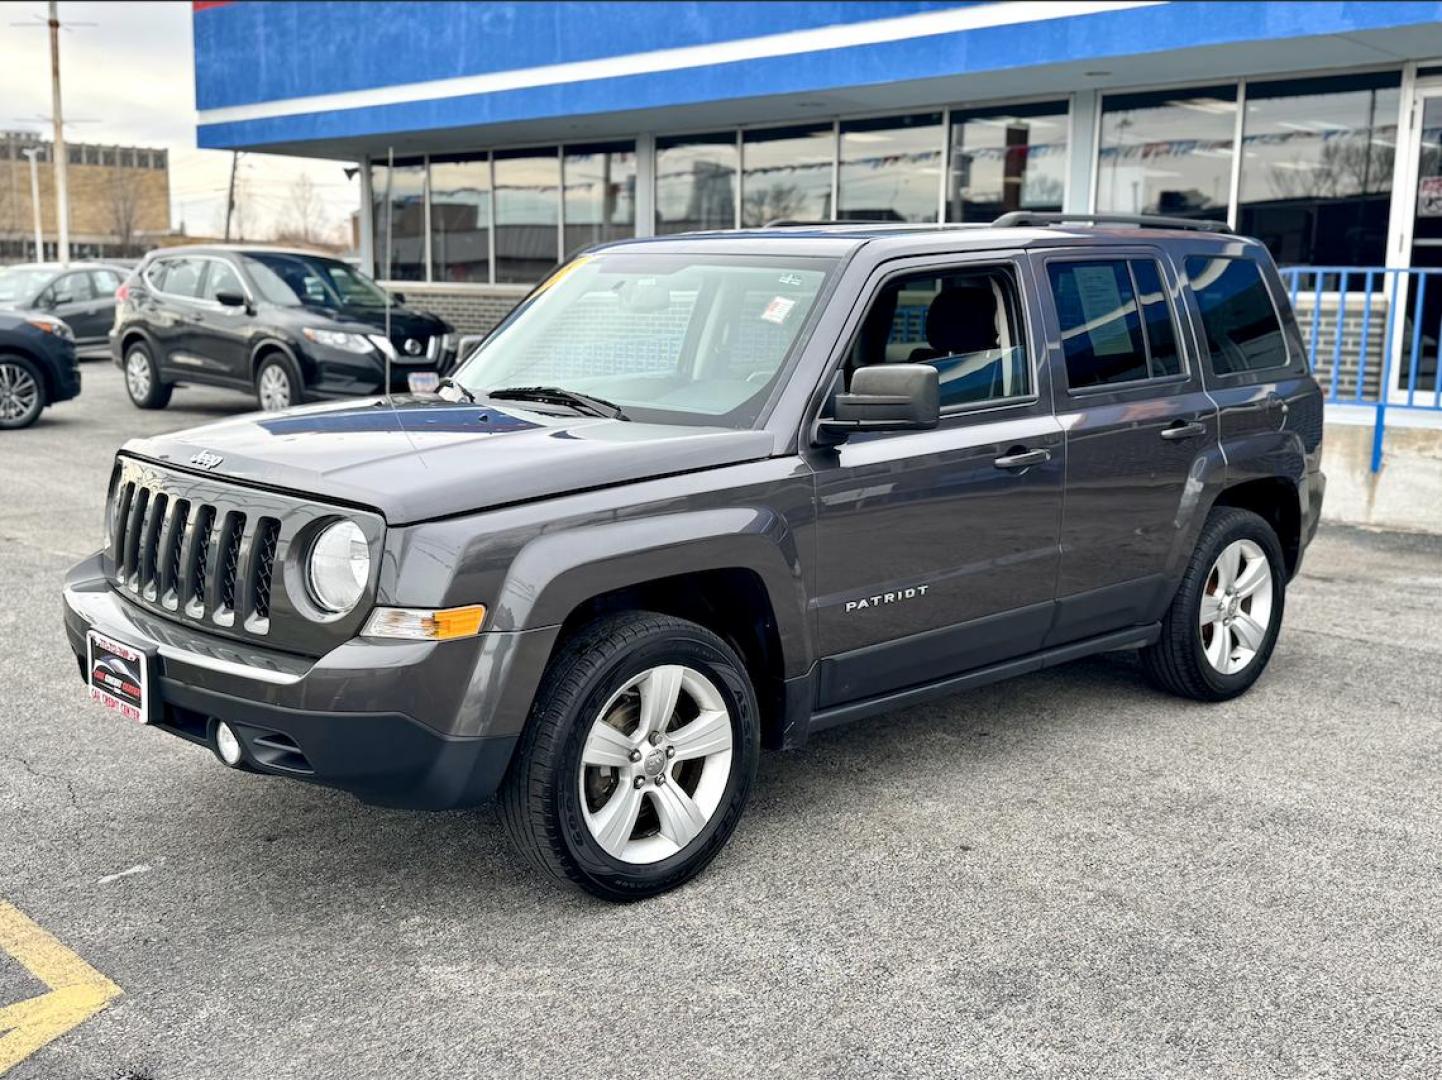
486,386,629,421
437,378,476,403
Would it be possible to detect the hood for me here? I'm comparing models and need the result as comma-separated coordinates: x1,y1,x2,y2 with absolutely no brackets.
120,396,776,524
312,303,446,335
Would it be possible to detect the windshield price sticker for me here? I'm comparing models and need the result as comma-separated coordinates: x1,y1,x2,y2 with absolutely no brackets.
761,296,796,325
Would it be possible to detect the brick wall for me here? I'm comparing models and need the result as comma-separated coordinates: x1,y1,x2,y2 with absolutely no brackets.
0,139,169,252
394,284,527,336
1292,292,1389,402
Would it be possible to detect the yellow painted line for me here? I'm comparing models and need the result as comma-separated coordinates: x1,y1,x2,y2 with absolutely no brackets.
0,902,121,1074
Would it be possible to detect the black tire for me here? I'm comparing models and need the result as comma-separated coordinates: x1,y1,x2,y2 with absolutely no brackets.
122,340,171,409
0,354,47,430
1141,507,1287,701
254,353,304,412
499,611,760,901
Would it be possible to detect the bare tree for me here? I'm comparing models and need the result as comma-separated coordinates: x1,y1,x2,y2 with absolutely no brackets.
283,173,327,244
107,167,140,255
742,183,807,227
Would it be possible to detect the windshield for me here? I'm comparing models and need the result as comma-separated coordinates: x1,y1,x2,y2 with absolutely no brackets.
452,252,836,427
0,267,53,304
241,254,391,309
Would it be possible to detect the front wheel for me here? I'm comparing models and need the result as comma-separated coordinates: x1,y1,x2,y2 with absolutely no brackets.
0,355,46,429
499,612,760,901
255,354,303,412
1142,507,1286,701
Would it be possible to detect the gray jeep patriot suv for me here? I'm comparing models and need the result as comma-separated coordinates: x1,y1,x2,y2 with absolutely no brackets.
63,213,1325,900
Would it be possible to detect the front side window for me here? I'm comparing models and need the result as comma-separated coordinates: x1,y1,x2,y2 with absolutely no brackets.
202,260,244,302
1049,259,1184,389
851,264,1030,408
51,272,95,304
453,252,837,427
1185,256,1290,375
154,257,205,299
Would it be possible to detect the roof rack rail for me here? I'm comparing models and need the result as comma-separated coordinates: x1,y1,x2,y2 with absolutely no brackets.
991,211,1232,234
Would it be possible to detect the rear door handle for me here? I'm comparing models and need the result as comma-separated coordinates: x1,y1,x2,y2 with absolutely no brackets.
993,447,1051,470
1160,421,1206,441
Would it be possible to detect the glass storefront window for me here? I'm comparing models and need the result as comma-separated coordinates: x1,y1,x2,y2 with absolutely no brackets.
656,132,738,234
838,113,942,222
947,101,1069,221
563,141,636,258
494,148,560,284
741,124,834,226
1097,86,1238,219
429,154,491,283
1237,73,1400,267
371,157,427,281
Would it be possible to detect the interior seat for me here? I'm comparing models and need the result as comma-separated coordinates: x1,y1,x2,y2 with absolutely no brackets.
908,284,1000,363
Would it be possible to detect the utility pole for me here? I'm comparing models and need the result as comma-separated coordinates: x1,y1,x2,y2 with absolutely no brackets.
21,147,43,260
224,151,240,240
47,0,70,265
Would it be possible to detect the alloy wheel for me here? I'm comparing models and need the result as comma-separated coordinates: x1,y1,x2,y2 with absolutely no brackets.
258,364,292,411
0,361,39,424
578,664,734,865
1199,538,1274,675
125,350,151,401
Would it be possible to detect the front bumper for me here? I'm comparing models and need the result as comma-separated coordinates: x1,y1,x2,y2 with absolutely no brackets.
62,553,549,809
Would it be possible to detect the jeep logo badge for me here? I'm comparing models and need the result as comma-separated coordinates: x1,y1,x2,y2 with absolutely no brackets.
189,450,224,471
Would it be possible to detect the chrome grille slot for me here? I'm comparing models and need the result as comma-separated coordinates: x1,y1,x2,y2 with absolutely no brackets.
187,505,216,616
121,485,149,588
250,518,280,625
111,480,135,562
214,512,246,625
139,492,169,599
161,498,192,609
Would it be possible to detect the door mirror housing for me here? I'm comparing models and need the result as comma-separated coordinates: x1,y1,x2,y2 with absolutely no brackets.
815,363,940,442
389,291,405,305
214,289,249,309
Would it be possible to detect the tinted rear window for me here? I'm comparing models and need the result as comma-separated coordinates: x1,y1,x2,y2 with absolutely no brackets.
1185,256,1289,375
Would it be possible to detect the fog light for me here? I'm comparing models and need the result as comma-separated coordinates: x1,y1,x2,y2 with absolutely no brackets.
214,721,244,767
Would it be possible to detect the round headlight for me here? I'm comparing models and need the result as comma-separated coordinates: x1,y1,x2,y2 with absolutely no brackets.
307,520,370,613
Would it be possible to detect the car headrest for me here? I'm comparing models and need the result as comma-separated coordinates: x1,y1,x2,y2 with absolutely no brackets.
926,284,1000,355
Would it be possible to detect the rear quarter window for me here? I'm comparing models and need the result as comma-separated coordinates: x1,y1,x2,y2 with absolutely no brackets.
1185,255,1290,376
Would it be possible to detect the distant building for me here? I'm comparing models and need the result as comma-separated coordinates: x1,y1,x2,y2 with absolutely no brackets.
0,131,171,262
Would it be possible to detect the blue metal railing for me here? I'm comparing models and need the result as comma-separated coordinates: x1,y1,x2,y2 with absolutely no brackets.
1279,266,1442,471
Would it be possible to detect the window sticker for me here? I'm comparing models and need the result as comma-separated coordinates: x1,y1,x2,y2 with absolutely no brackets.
761,295,797,325
778,273,803,286
1071,265,1133,357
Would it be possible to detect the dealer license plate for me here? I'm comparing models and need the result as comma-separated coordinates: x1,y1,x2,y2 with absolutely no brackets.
407,371,440,394
86,630,151,724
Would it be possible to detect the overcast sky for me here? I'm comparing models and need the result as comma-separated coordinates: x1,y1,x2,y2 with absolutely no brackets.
1,0,360,242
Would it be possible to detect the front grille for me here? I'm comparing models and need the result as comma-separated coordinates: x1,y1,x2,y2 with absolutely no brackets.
105,456,383,655
112,483,277,635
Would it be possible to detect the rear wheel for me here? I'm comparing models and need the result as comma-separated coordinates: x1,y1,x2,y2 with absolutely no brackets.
499,612,760,901
123,342,171,409
255,354,303,412
1142,507,1286,701
0,355,45,429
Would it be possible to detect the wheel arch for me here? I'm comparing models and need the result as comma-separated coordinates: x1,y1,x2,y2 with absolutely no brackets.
1210,476,1303,579
249,337,307,383
492,511,812,752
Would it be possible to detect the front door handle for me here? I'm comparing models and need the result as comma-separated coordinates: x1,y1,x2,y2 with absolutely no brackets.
1160,420,1206,441
993,447,1051,470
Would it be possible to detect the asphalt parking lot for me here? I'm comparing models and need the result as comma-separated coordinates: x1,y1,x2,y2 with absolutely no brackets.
1,362,1440,1079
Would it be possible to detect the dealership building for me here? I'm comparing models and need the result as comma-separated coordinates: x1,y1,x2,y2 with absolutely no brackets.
193,0,1442,528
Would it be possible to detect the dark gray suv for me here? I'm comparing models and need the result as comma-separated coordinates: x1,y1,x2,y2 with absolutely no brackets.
63,215,1325,900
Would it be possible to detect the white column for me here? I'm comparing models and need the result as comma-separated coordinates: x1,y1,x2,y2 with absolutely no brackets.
635,132,655,237
1065,89,1099,214
358,156,375,276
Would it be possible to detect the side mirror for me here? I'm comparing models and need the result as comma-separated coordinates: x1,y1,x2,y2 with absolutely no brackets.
389,292,405,305
816,364,939,442
215,289,248,309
